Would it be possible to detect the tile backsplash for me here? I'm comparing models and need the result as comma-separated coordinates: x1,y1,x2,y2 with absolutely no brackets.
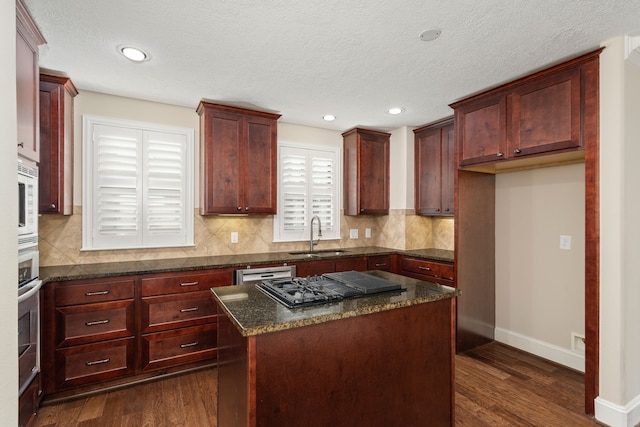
38,208,454,266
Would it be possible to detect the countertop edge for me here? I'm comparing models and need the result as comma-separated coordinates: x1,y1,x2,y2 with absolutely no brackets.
40,247,454,283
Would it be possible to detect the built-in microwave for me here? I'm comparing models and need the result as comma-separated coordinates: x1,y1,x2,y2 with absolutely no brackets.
18,160,38,249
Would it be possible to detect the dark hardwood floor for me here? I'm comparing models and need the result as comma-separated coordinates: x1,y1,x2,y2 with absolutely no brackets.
33,342,603,426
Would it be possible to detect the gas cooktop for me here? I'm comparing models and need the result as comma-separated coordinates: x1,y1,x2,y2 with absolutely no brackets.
256,271,403,308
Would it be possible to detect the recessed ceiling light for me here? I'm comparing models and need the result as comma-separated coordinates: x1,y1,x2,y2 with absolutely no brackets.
387,107,405,115
323,114,336,121
119,46,149,62
419,29,441,42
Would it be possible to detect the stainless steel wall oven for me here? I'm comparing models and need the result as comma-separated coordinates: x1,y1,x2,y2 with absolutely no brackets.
18,247,41,396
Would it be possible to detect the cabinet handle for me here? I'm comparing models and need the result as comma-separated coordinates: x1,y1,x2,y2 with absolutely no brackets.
85,319,110,326
496,152,504,157
85,290,110,296
375,263,387,267
180,307,199,313
86,358,110,366
18,142,24,148
245,207,249,211
180,341,199,348
418,266,432,271
444,208,450,212
514,148,522,154
49,203,56,210
237,207,242,211
180,281,199,287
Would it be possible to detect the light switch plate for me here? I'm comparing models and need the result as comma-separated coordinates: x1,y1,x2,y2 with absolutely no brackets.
365,228,371,238
349,229,358,239
559,234,571,250
231,232,238,244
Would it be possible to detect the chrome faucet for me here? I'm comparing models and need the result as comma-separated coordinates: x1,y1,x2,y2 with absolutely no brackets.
309,215,322,252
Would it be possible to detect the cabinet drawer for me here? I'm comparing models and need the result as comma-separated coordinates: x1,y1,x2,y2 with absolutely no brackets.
335,256,367,272
55,337,135,389
141,324,217,372
141,291,216,333
402,257,454,281
57,300,135,347
367,255,392,271
141,269,233,297
55,278,135,306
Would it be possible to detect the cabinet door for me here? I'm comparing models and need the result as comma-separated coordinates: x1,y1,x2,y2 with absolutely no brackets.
244,116,277,214
441,123,455,214
200,109,243,214
456,94,507,167
508,66,582,157
16,28,39,162
39,75,76,215
415,127,443,215
358,132,390,215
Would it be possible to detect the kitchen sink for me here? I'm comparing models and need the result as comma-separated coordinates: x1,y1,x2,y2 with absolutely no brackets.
289,249,350,258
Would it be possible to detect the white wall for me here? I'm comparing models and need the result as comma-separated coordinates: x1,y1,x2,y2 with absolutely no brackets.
73,91,200,205
389,126,414,210
596,36,640,427
495,164,586,371
2,1,19,424
74,92,417,212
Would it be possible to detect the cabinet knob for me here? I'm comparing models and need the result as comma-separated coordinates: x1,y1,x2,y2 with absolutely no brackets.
496,152,504,157
17,142,24,148
245,207,249,211
50,203,56,210
514,148,522,154
444,208,450,212
237,207,242,211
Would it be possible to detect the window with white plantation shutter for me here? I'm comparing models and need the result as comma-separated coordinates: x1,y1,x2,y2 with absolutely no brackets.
274,143,340,242
83,116,194,250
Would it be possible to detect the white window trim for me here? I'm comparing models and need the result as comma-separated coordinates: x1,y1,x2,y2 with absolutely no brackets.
273,141,341,243
82,114,194,251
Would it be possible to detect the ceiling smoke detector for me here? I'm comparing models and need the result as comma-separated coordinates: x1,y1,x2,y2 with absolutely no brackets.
419,29,441,42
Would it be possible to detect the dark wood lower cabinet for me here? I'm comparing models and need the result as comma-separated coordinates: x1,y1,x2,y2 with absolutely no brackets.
141,324,217,372
55,338,136,389
217,296,455,427
18,373,41,427
41,269,233,401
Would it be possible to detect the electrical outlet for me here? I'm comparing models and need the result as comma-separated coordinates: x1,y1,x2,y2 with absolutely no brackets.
231,232,238,244
349,229,358,239
571,332,585,354
559,235,572,250
365,228,371,238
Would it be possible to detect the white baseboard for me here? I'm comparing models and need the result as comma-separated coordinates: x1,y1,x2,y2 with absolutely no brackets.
494,327,585,372
595,394,640,427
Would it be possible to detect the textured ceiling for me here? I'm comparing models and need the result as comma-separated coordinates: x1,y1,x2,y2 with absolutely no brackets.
23,0,640,131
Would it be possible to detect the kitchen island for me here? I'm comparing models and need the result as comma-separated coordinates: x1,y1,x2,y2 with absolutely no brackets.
211,270,459,427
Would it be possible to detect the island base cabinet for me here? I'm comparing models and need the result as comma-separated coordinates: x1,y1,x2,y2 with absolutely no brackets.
217,298,455,427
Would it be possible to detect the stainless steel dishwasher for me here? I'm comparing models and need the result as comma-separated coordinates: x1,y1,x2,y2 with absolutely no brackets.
234,265,296,285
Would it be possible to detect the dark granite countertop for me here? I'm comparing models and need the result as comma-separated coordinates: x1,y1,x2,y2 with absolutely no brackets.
211,270,459,337
39,246,454,283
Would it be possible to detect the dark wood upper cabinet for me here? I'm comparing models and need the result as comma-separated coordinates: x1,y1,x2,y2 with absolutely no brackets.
39,73,78,215
16,0,45,163
197,102,281,215
451,49,600,170
343,128,390,216
414,117,454,216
